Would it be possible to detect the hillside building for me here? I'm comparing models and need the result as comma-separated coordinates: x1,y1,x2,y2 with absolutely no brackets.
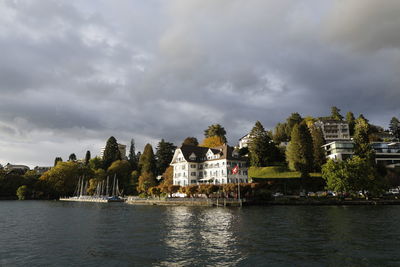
315,120,351,141
170,144,248,186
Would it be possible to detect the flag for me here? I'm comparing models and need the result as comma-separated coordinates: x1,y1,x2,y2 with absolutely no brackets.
232,164,239,175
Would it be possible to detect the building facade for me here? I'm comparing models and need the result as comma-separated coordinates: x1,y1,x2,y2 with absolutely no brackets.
170,144,248,186
322,141,400,165
238,133,251,149
4,163,30,174
315,120,350,141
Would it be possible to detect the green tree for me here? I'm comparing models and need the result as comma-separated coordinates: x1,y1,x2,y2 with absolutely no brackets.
155,139,176,175
346,111,356,136
85,151,91,166
322,159,348,193
310,125,326,172
68,153,77,161
129,170,140,195
54,157,63,167
353,116,374,160
248,121,277,167
139,144,157,174
273,123,289,144
331,106,344,121
107,160,132,195
286,113,303,139
103,136,121,169
89,157,103,170
204,124,227,144
286,123,314,178
128,139,138,170
182,137,199,146
16,185,29,200
389,117,400,140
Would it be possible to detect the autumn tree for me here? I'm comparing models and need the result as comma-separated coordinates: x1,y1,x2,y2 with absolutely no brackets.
182,137,199,146
286,123,314,178
204,124,227,144
161,166,173,185
137,171,157,194
103,136,121,169
201,136,225,148
155,139,176,175
107,160,132,194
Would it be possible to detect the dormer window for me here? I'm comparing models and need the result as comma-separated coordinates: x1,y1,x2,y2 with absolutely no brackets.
189,153,196,161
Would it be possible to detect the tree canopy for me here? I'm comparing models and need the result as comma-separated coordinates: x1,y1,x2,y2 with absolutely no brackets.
138,144,157,174
155,139,176,175
103,136,121,169
182,137,199,146
204,124,227,144
248,121,277,167
330,106,344,121
201,136,225,148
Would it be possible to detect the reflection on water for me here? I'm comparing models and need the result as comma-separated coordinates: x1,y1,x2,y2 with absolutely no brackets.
160,207,240,266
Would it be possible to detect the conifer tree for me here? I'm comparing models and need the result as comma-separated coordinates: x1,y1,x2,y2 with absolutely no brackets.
138,144,157,174
68,153,77,161
346,111,356,136
85,150,91,166
248,121,276,167
128,139,138,170
286,123,314,178
204,124,227,144
389,117,400,140
273,123,289,144
155,139,176,175
182,137,199,146
285,113,303,139
54,157,63,167
310,125,326,172
353,117,374,161
103,136,121,169
331,106,344,121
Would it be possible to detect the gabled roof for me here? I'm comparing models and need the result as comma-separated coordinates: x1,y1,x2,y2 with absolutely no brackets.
176,144,246,163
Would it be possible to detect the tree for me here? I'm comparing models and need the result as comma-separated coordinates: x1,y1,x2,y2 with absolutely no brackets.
128,139,138,170
85,151,91,166
182,137,199,146
286,113,303,139
54,157,63,167
107,160,132,194
130,170,140,195
137,171,157,194
148,186,162,198
310,125,326,172
273,123,289,144
286,123,314,178
248,121,277,167
201,136,225,148
353,116,374,160
389,117,400,140
155,139,176,175
138,144,157,174
68,153,77,162
89,157,103,170
161,166,173,185
103,136,121,169
346,112,356,136
331,106,344,121
16,185,29,200
204,124,227,144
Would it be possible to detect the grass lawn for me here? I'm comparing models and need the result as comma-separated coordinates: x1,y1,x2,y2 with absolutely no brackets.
249,166,321,179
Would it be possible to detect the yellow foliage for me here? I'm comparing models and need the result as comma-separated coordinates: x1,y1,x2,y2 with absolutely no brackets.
200,136,224,148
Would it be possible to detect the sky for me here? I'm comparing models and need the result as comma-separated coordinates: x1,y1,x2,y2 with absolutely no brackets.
1,0,400,167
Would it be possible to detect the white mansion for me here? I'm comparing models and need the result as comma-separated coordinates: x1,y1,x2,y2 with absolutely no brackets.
170,144,248,186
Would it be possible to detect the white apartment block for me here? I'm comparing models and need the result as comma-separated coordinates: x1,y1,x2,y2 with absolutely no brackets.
170,144,249,186
315,120,350,141
238,133,251,149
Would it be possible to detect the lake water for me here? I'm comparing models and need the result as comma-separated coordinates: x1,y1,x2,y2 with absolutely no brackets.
1,201,400,266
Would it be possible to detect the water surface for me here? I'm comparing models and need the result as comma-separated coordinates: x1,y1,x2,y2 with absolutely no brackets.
1,201,399,266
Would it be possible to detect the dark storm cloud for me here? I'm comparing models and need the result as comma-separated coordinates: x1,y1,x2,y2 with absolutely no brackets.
1,0,400,166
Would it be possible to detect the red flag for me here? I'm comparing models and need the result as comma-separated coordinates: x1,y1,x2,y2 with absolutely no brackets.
232,164,239,175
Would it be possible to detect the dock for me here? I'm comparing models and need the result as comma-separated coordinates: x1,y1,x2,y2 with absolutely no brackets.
59,197,125,203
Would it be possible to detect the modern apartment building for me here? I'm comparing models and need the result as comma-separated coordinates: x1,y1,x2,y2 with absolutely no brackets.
315,120,351,141
170,144,248,186
322,141,400,165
